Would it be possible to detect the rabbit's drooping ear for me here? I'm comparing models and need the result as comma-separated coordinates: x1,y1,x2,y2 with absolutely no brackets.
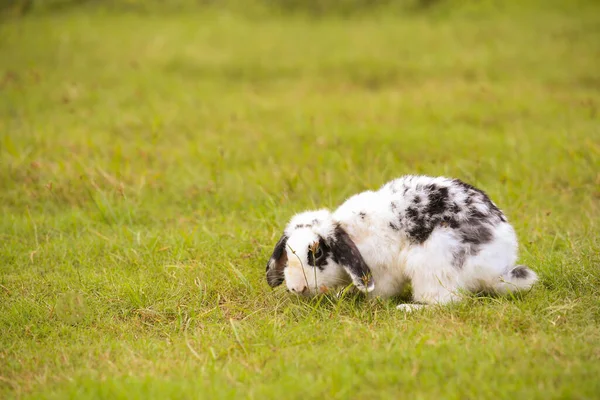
331,225,374,293
266,234,288,288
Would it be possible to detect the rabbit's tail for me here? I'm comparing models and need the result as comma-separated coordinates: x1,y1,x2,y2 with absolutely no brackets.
494,265,538,294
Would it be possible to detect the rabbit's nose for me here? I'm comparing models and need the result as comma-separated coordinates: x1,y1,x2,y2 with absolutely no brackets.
290,286,308,294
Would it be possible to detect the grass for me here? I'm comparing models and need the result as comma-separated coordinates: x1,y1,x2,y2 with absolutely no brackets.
1,1,599,398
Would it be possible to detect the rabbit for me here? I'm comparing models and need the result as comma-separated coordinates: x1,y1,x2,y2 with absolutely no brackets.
265,175,538,311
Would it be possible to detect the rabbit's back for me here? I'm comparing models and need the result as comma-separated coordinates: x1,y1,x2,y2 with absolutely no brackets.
383,175,508,249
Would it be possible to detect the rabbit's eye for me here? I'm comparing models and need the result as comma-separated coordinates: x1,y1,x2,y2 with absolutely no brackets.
314,247,323,259
308,240,328,267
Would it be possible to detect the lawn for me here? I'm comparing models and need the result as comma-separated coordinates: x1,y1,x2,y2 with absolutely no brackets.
1,1,599,398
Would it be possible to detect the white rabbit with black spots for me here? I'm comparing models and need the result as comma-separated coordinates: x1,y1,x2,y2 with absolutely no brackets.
266,175,538,310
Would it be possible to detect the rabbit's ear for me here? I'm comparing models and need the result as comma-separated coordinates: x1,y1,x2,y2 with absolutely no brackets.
266,234,288,287
331,225,374,293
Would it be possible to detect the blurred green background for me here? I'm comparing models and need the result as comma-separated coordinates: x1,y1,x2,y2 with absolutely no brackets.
1,0,599,399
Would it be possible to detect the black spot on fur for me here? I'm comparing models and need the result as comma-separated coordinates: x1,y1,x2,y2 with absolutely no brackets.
511,265,529,279
295,224,311,229
425,185,449,216
407,224,434,243
403,202,437,243
390,202,398,211
359,212,367,220
459,219,493,245
452,179,506,222
469,208,488,221
406,207,419,219
403,184,451,244
389,222,400,231
307,237,330,269
450,203,460,213
452,247,467,269
442,215,460,229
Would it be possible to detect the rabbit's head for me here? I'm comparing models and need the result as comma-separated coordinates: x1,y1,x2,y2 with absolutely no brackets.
266,210,374,296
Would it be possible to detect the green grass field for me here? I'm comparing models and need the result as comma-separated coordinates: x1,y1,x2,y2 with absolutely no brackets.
1,1,599,398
